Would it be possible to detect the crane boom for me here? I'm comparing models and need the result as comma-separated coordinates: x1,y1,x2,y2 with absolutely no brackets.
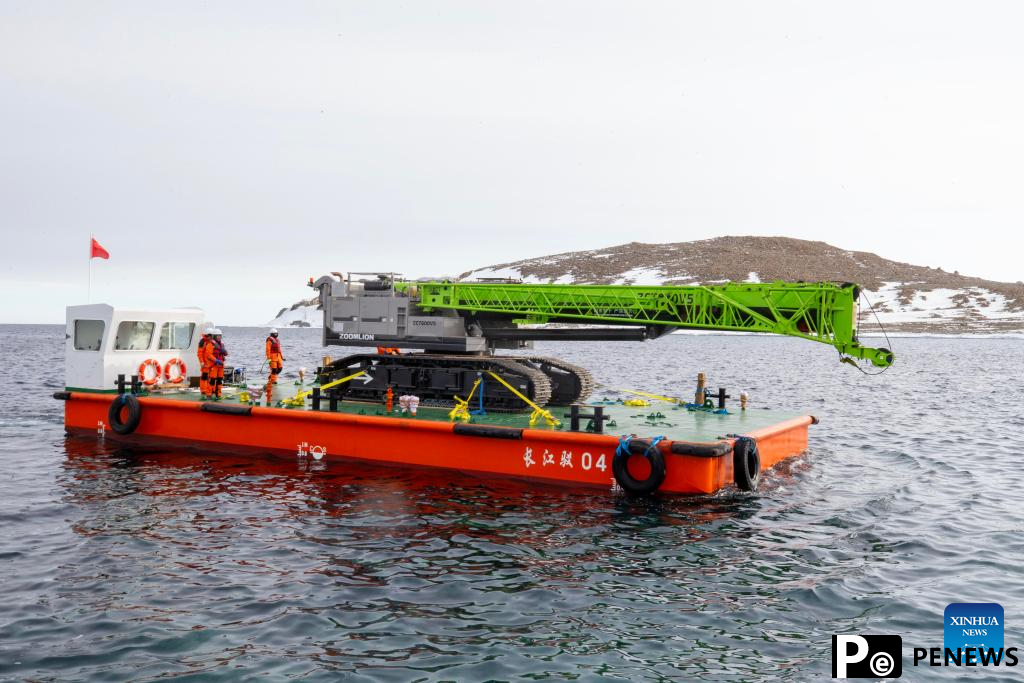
407,280,892,367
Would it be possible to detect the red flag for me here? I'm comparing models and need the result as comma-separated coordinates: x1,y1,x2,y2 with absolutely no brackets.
90,237,109,260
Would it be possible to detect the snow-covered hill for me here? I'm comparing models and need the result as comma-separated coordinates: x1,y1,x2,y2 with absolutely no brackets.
460,237,1024,334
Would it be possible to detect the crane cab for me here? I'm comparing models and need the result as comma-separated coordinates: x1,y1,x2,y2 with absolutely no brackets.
311,273,495,353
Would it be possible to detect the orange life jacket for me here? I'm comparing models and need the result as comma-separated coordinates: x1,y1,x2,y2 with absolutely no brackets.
203,338,226,365
197,335,209,366
266,336,282,360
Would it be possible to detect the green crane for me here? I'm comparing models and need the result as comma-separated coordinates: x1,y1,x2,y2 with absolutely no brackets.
311,274,893,410
408,280,892,368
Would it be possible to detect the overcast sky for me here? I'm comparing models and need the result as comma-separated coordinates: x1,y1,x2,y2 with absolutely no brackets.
1,1,1022,325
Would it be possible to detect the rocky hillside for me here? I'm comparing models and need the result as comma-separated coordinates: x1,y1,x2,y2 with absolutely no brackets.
272,237,1024,334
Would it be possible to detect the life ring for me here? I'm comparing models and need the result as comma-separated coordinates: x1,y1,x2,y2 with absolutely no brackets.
612,435,667,495
732,436,761,491
138,359,162,386
164,358,187,384
108,394,142,434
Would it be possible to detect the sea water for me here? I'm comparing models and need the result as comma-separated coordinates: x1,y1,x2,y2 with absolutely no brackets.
1,324,1022,681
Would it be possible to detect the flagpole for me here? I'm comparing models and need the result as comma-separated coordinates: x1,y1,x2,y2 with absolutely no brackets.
88,234,94,304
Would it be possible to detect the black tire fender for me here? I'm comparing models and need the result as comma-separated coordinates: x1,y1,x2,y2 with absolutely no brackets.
612,437,667,495
732,436,761,491
108,395,142,435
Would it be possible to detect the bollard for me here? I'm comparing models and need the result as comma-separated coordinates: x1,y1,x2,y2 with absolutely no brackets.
740,391,749,410
562,404,610,434
311,387,321,411
713,387,730,409
328,392,339,412
565,404,581,431
694,372,707,406
116,374,126,395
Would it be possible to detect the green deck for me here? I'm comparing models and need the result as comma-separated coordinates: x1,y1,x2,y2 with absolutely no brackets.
143,383,803,443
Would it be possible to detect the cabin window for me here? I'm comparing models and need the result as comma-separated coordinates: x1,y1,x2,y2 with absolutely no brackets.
73,319,105,351
159,322,195,350
114,321,155,351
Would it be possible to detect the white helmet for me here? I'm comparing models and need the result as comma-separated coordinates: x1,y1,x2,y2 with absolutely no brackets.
203,324,215,333
211,328,223,335
269,328,278,334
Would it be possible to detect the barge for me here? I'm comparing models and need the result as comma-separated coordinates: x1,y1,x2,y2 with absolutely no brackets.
59,385,814,495
58,276,893,495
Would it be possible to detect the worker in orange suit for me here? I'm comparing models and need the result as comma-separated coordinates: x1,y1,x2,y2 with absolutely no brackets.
196,325,213,398
204,328,228,400
266,328,284,386
263,328,284,402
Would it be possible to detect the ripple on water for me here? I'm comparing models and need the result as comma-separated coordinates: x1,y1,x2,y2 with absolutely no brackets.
1,326,1023,680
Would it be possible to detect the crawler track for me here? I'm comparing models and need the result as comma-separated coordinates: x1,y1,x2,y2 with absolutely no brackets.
319,353,554,412
522,356,595,405
317,353,594,411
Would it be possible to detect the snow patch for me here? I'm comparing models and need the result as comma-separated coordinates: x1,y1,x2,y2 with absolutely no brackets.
267,304,322,328
612,267,665,285
861,283,1023,326
464,266,524,281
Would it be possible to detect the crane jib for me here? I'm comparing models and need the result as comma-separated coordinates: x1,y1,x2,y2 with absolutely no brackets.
409,281,893,368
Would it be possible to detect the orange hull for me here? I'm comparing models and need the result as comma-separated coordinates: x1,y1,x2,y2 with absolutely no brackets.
62,392,812,495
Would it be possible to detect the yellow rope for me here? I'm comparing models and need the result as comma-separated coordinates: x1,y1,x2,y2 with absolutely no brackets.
619,388,682,404
282,370,368,406
485,371,561,428
448,378,481,422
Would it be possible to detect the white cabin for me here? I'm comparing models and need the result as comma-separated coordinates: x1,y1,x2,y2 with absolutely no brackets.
65,304,209,390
